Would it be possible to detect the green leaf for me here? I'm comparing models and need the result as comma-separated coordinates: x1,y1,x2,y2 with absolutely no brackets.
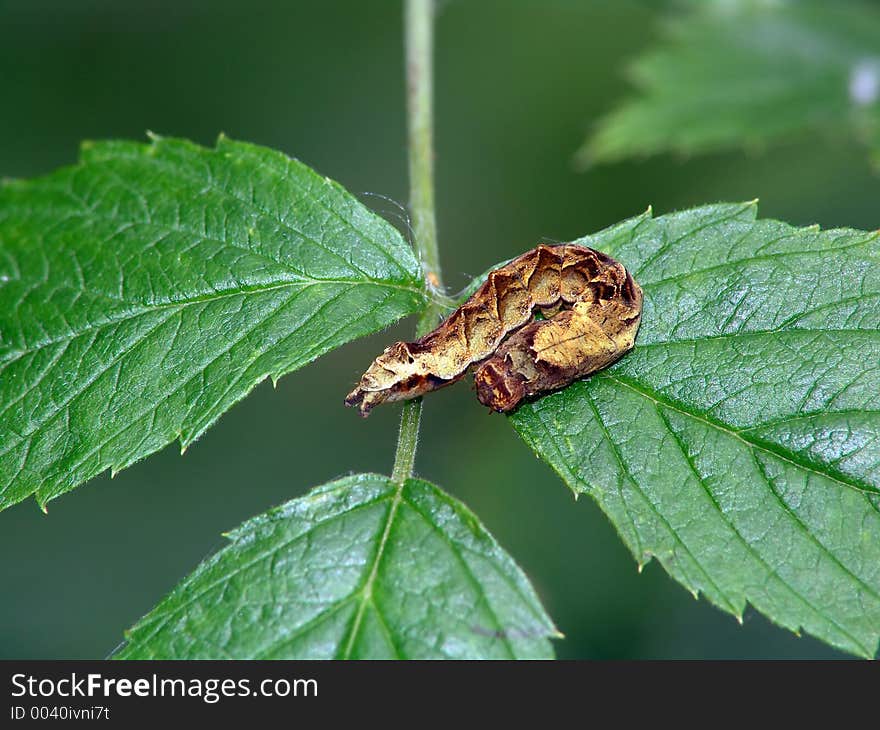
114,473,559,659
508,201,880,658
581,1,880,166
0,136,426,511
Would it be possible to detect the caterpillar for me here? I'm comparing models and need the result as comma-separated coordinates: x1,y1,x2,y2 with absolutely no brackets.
344,244,643,416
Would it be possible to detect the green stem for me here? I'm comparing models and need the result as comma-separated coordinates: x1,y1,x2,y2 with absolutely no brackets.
405,0,442,286
392,0,445,485
391,395,422,484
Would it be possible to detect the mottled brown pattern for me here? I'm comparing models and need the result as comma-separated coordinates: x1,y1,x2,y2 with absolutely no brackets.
345,244,643,416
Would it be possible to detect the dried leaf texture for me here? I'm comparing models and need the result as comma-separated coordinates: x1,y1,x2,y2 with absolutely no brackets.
345,244,643,415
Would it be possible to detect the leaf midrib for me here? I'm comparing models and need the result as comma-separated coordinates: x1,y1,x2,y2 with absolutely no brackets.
602,372,880,500
0,284,407,500
1,276,422,367
1,195,410,288
632,326,880,349
340,480,545,658
341,484,404,658
543,378,879,655
40,286,396,489
123,488,397,653
636,230,878,290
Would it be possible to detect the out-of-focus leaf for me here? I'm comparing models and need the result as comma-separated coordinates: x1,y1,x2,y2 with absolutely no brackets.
581,1,880,166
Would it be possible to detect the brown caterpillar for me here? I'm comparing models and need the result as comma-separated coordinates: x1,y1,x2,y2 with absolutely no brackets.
345,244,643,416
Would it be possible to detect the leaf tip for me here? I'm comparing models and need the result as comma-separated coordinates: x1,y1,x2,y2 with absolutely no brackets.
637,551,655,573
177,432,190,456
77,139,100,163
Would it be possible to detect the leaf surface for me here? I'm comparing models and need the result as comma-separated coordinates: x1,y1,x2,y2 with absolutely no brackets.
508,202,880,657
0,136,426,510
115,474,558,659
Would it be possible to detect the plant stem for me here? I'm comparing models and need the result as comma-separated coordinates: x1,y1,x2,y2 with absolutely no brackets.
392,0,444,485
405,0,442,288
391,395,422,484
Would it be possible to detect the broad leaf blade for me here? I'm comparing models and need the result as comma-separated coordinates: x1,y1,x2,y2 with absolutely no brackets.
582,2,880,165
114,474,559,659
508,202,880,658
0,136,426,511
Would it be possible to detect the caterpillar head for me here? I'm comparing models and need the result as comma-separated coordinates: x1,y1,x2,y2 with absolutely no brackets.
344,341,453,417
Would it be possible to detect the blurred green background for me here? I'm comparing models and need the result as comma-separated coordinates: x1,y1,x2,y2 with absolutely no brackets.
2,0,876,659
